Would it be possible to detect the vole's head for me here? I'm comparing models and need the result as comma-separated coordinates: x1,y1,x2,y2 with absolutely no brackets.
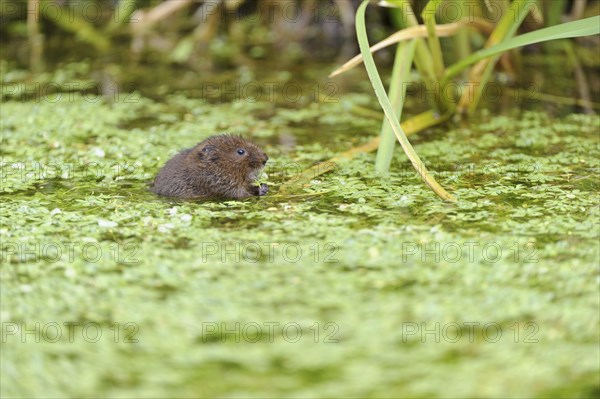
192,134,268,182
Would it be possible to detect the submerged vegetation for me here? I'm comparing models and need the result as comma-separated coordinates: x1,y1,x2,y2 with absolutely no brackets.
1,0,599,398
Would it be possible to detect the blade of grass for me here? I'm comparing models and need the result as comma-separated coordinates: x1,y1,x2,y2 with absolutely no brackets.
443,15,600,83
544,0,567,52
452,0,474,73
546,0,568,26
329,19,493,78
356,0,455,202
422,0,446,79
388,0,448,111
27,0,43,74
460,0,538,113
375,39,417,174
389,0,437,84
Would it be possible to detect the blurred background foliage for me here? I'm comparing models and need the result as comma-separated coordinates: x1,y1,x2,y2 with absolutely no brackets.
0,0,598,102
1,1,368,69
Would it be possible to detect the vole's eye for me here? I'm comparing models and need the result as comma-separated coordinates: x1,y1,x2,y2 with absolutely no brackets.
236,149,246,155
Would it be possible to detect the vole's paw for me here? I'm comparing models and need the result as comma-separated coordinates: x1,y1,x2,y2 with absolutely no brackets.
258,183,269,196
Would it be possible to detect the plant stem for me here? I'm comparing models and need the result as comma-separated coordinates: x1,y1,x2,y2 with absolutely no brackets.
27,0,43,74
357,0,456,202
375,40,417,174
463,0,538,113
389,0,446,111
422,0,446,79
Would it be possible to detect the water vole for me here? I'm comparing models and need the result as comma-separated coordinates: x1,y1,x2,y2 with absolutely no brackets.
151,134,269,200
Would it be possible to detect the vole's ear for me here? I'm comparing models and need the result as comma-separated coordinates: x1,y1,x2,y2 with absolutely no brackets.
197,144,215,158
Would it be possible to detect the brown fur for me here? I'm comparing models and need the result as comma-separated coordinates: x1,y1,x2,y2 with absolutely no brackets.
151,135,269,200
